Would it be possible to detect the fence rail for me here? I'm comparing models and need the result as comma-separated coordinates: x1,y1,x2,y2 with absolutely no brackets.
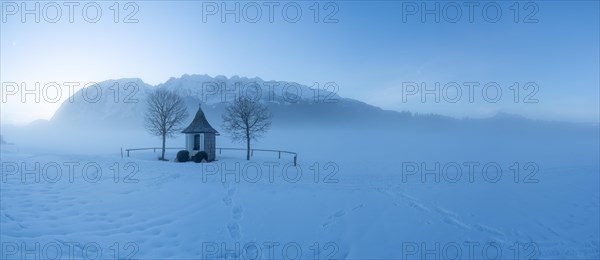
122,147,297,165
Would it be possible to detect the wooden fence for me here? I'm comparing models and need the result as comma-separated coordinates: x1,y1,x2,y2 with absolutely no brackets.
122,147,297,166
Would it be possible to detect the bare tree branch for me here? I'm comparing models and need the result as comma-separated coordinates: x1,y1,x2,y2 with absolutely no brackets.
145,88,189,160
221,96,272,160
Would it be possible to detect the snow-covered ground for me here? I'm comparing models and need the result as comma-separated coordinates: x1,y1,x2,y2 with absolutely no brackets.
1,126,598,259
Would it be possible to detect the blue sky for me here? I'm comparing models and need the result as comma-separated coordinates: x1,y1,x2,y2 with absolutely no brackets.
1,1,598,124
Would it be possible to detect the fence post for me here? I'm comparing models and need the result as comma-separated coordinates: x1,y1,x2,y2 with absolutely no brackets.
127,150,130,157
294,155,297,166
219,148,221,154
278,151,281,159
121,148,123,158
153,148,156,152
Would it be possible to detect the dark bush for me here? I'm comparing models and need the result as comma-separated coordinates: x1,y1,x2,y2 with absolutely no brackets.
176,150,190,162
193,151,208,163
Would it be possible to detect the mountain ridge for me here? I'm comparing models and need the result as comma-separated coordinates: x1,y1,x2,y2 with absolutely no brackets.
46,74,595,133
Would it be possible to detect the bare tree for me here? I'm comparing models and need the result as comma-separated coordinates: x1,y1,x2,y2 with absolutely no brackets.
145,88,189,161
222,96,272,160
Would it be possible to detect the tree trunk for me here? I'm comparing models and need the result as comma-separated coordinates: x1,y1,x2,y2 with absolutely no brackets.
161,134,166,161
246,128,250,160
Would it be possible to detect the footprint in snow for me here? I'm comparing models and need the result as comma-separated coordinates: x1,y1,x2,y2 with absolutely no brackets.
333,210,346,218
228,187,236,196
473,224,505,236
442,217,471,230
322,210,347,228
4,214,16,221
227,223,241,239
351,204,364,211
222,197,233,206
232,206,243,220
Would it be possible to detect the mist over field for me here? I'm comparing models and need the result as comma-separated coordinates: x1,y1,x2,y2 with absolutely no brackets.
1,75,598,259
2,75,597,167
1,1,599,259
